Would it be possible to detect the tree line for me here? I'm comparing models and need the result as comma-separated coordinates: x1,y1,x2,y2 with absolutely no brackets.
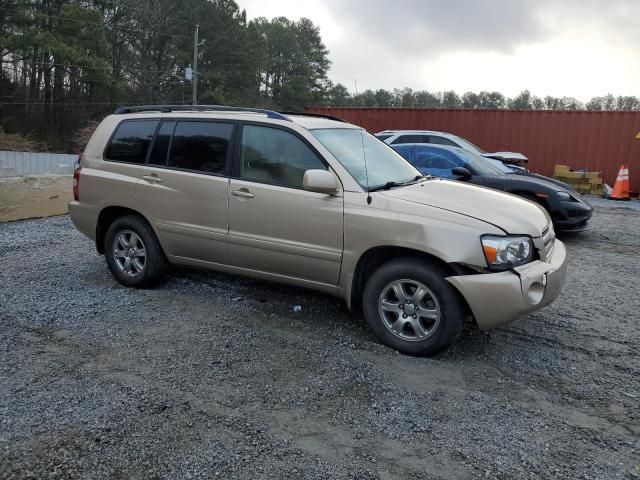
1,0,639,151
329,87,640,112
0,0,331,149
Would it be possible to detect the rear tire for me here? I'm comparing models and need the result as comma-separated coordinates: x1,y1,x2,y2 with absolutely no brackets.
104,215,168,288
362,258,465,356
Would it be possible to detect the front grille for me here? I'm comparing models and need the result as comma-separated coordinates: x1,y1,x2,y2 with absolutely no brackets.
542,224,556,261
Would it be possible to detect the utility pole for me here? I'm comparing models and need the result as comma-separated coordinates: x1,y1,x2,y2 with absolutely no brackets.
192,24,199,105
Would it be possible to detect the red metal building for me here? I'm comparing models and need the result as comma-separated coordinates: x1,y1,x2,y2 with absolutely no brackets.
305,107,640,191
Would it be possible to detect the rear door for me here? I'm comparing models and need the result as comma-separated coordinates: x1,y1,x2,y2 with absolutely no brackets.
226,123,343,285
135,119,235,264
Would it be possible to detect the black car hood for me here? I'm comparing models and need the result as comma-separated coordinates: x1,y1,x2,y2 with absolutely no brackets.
527,173,576,192
483,173,575,197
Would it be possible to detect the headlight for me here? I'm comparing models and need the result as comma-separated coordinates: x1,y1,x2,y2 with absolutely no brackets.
557,191,572,201
481,235,534,270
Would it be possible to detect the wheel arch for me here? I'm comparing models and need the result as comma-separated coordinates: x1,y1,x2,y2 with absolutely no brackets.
350,246,459,313
95,206,161,255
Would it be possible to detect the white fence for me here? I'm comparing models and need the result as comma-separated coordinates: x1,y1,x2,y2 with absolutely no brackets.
0,150,77,176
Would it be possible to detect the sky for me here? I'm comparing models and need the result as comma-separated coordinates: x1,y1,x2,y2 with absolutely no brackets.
238,0,638,101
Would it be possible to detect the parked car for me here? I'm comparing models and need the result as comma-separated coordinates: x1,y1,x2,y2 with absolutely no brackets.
376,129,577,190
391,143,593,232
376,129,528,166
69,105,567,356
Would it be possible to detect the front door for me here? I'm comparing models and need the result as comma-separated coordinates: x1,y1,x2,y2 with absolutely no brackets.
227,124,343,285
135,119,234,264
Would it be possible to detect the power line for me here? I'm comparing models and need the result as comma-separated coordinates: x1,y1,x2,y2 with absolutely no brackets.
0,6,192,39
111,5,196,27
1,59,183,74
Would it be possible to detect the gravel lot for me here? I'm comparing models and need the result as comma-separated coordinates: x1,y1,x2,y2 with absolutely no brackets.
1,201,639,479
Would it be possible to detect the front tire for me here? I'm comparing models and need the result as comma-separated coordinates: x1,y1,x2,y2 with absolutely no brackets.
104,215,168,288
362,258,465,356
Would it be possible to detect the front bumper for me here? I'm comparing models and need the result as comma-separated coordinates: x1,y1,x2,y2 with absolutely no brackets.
552,200,593,232
446,240,567,330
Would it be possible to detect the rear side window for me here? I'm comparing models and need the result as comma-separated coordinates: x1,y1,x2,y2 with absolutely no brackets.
429,135,459,147
148,121,176,166
391,134,429,144
168,121,233,174
104,120,158,163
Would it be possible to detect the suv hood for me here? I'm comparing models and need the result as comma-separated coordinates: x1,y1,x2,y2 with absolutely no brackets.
380,180,549,236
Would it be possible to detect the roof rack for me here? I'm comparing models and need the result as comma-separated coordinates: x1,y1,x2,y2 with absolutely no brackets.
113,104,291,121
279,111,347,123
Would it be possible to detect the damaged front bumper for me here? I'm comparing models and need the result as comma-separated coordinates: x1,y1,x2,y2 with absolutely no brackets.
446,240,567,330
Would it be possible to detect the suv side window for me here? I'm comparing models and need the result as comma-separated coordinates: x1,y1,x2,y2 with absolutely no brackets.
148,121,176,166
428,135,459,147
167,121,233,174
391,134,429,145
239,125,326,189
104,120,159,163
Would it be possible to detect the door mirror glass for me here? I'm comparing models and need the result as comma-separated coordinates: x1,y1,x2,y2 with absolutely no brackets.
303,169,338,195
452,166,472,179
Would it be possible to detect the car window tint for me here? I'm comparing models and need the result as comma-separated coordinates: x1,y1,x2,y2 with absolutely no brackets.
168,121,233,174
428,135,459,147
390,134,428,144
413,148,464,178
148,121,176,166
105,120,158,163
392,145,413,162
240,125,326,188
376,134,392,141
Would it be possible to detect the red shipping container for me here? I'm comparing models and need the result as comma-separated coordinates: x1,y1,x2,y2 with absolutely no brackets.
305,107,640,192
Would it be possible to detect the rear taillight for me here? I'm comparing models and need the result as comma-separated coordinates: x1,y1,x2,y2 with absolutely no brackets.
73,154,82,201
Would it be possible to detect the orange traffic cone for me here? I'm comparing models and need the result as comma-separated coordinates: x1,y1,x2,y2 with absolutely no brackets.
610,165,630,200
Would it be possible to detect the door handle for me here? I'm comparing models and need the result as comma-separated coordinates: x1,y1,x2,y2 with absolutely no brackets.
142,174,162,183
232,189,255,199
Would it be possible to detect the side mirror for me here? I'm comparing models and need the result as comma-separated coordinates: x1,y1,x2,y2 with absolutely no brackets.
452,167,472,180
303,169,339,195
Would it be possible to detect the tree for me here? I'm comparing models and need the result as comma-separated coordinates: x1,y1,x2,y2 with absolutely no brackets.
477,91,506,109
441,91,461,108
508,90,534,109
326,83,351,106
374,89,394,107
616,96,640,111
414,90,441,108
461,91,480,109
248,16,331,110
352,89,376,107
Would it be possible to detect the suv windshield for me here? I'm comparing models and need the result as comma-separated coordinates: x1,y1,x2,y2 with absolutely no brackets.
312,129,421,190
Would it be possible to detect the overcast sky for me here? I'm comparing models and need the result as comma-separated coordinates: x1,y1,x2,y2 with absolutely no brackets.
238,0,638,100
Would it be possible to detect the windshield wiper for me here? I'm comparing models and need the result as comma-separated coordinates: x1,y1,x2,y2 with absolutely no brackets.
368,175,427,192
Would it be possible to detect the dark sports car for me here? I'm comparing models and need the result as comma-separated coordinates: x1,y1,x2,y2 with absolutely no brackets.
392,143,593,232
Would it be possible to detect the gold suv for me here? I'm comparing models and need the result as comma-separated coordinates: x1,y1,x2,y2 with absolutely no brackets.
69,105,567,355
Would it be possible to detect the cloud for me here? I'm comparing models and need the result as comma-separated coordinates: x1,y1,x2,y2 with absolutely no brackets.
238,0,640,98
325,0,549,57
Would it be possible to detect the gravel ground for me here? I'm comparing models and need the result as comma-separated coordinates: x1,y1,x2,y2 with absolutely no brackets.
1,200,639,479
